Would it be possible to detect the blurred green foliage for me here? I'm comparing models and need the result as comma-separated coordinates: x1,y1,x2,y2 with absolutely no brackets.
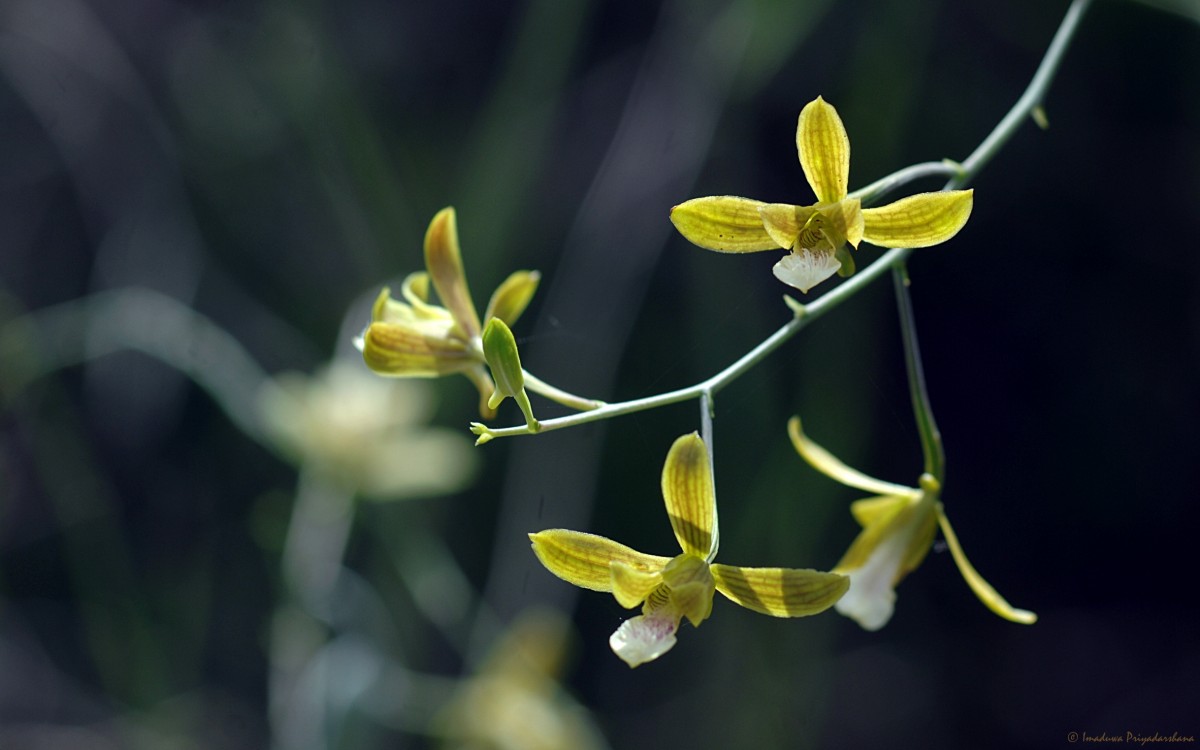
1,0,1198,748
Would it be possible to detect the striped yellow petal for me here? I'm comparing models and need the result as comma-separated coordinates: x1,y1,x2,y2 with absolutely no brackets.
711,564,848,617
360,322,474,376
611,560,663,609
529,530,669,593
936,507,1037,624
424,207,483,338
860,189,974,249
797,97,850,204
788,417,919,497
484,270,540,328
670,196,781,253
661,433,715,559
758,203,816,250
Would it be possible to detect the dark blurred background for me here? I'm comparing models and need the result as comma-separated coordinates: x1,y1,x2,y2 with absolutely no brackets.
1,0,1198,748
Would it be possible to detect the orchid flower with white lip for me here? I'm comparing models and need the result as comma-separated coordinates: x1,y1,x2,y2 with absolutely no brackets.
670,96,975,294
788,416,1037,630
530,433,848,667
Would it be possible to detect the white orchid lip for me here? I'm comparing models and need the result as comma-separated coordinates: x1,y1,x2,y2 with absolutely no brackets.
609,613,679,668
834,512,918,631
773,249,843,293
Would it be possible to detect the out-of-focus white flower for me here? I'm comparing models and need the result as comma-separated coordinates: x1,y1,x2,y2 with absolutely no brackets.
434,608,610,750
258,360,477,499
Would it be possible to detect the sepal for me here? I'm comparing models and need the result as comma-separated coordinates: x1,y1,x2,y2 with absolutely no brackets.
860,189,974,249
670,196,781,253
528,530,669,592
661,433,717,560
797,96,851,204
424,207,483,338
936,507,1038,624
711,564,848,617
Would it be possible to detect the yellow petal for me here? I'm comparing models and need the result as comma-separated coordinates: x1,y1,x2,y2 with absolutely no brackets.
360,322,474,376
424,207,483,338
860,189,974,249
835,495,934,578
788,417,919,497
817,198,864,249
849,495,909,528
661,433,715,559
529,530,669,593
797,96,850,204
670,196,781,253
484,270,540,328
611,560,663,609
936,507,1037,624
660,555,716,627
758,203,815,250
711,564,849,617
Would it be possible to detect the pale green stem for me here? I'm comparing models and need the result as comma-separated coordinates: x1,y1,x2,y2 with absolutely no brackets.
521,368,605,410
1,287,270,442
472,0,1093,443
892,262,945,483
952,0,1094,186
847,160,962,205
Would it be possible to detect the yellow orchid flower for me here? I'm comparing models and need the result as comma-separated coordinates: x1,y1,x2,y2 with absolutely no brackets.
671,96,974,293
788,417,1036,631
357,207,540,419
530,433,848,667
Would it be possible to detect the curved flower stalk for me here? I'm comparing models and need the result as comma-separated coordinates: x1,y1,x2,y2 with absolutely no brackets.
356,207,541,419
671,97,974,294
530,433,848,667
788,417,1036,631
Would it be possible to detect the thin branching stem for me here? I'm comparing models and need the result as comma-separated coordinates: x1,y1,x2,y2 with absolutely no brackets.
473,0,1093,443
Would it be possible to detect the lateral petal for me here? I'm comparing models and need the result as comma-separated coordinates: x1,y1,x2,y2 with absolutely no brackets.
758,203,813,250
711,564,848,617
670,196,781,253
849,495,909,528
861,189,973,249
529,530,668,593
936,508,1037,624
661,433,716,559
797,96,850,204
424,207,483,338
610,561,663,609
